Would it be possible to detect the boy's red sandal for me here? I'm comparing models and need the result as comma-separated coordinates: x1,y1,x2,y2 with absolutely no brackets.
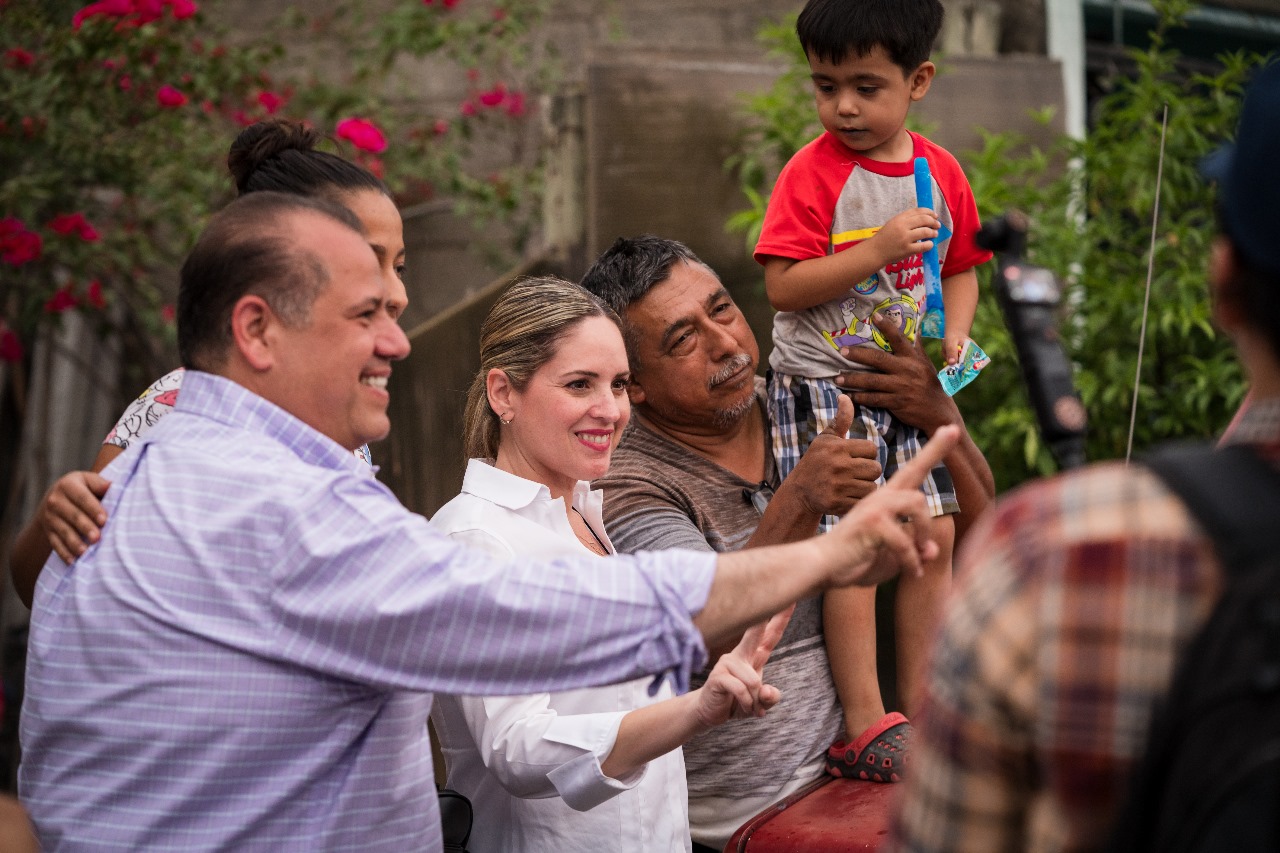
825,712,910,783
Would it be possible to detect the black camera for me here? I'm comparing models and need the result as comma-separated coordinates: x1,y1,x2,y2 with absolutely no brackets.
977,211,1087,471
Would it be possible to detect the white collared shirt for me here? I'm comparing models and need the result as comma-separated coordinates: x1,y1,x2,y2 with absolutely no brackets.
429,459,690,853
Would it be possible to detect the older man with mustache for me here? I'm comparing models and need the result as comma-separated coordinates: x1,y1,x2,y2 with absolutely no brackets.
581,235,994,852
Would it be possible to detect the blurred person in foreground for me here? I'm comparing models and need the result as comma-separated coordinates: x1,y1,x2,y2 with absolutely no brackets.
883,60,1280,853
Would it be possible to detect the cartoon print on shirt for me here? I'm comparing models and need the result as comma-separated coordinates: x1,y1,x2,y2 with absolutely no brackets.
823,293,920,352
103,368,186,448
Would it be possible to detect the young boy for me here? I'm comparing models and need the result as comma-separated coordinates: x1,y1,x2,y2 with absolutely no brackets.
754,0,991,781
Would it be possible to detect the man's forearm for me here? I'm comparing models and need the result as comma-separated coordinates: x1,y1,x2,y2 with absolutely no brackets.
694,540,827,651
910,403,995,544
944,429,995,544
9,518,50,609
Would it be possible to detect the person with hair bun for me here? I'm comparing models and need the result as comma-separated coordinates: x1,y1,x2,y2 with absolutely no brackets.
9,119,409,608
430,275,791,853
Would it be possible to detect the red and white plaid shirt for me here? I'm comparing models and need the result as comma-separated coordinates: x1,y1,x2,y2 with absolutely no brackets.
885,398,1280,853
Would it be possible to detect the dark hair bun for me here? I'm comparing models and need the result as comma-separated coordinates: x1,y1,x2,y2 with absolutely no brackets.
227,119,323,194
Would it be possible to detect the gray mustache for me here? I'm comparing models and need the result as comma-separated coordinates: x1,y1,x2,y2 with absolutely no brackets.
708,354,753,389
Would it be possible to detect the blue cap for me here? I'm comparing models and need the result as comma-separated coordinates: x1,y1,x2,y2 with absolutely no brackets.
1202,60,1280,278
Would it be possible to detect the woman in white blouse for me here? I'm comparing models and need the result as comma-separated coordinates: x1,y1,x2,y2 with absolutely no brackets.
429,276,787,853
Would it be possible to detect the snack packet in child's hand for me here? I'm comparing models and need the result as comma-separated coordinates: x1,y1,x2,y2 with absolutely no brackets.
938,339,990,396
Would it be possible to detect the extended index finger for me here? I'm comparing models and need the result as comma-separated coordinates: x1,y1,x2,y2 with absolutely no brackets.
753,605,794,668
883,424,960,494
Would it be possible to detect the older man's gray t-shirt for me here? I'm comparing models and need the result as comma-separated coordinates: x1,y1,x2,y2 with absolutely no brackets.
596,381,842,845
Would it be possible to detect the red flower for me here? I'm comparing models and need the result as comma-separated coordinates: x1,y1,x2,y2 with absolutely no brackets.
257,91,285,114
44,285,78,314
48,212,101,242
0,325,22,364
4,48,34,69
86,279,107,310
335,117,387,153
479,85,506,107
157,84,187,108
72,0,129,29
432,119,450,136
505,91,526,117
118,74,132,91
132,0,165,26
73,0,196,30
443,0,460,7
0,217,41,265
459,100,477,117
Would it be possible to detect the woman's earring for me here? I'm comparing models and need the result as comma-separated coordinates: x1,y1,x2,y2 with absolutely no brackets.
499,412,512,425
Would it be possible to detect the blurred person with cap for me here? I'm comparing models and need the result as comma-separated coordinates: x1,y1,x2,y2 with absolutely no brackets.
882,58,1280,853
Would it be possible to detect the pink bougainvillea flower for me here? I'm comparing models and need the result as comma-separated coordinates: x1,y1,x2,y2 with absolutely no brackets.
459,100,477,117
0,325,23,364
4,48,35,69
48,212,101,242
86,279,107,310
132,0,165,26
478,85,506,107
432,119,450,136
0,217,41,265
72,0,133,30
43,285,78,314
73,0,196,30
335,117,387,153
157,84,188,107
442,0,460,7
118,74,132,91
257,91,285,114
505,91,527,117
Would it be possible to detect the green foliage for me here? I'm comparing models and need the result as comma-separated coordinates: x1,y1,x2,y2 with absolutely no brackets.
1,0,550,388
726,1,1257,491
724,15,818,251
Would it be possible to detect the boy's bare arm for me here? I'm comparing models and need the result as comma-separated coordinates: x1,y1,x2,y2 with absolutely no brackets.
941,269,980,362
763,207,940,312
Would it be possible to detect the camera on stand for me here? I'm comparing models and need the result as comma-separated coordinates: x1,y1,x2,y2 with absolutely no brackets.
977,211,1087,471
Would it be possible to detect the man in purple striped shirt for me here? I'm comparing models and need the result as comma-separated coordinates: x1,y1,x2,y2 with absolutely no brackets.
19,191,957,851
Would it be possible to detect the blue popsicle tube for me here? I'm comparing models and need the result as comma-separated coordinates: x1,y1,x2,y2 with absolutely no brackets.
914,156,945,339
